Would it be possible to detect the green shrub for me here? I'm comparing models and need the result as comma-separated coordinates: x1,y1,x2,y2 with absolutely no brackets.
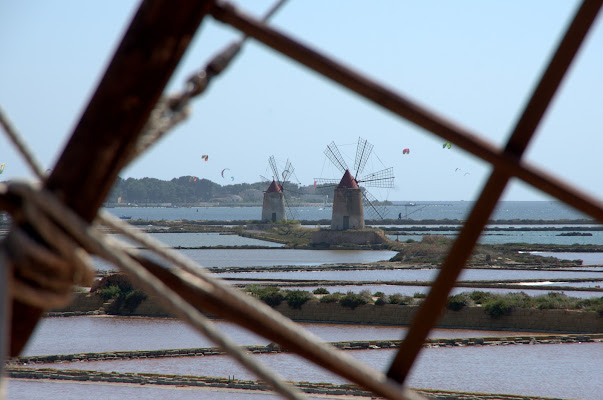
447,294,468,311
373,291,385,299
413,292,426,299
99,285,121,301
375,297,386,306
388,293,412,305
123,289,147,313
313,288,330,295
320,293,343,303
575,297,603,313
339,292,368,309
469,291,491,304
251,287,284,307
484,298,514,318
285,290,313,309
533,292,571,310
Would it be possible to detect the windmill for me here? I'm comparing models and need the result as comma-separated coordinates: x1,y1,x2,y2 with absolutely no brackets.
315,137,394,230
261,156,297,222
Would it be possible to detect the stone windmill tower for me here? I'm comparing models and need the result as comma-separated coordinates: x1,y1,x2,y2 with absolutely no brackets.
316,138,394,230
261,156,294,222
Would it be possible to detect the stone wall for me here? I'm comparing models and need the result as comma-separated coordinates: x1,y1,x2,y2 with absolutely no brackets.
311,229,390,245
274,302,603,333
58,293,104,312
57,293,603,333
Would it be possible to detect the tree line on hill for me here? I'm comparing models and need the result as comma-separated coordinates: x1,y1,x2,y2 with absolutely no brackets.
105,176,320,206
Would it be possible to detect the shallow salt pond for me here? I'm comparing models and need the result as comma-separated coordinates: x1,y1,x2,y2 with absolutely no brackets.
22,316,535,356
278,284,603,298
113,232,285,248
6,381,289,400
215,268,603,282
32,343,602,400
95,249,398,270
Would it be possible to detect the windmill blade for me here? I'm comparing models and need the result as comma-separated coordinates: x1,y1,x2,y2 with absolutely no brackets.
358,167,394,188
362,189,388,220
283,192,298,220
268,155,282,186
281,159,294,184
354,137,373,178
324,141,348,174
313,178,338,195
260,175,271,183
313,178,340,186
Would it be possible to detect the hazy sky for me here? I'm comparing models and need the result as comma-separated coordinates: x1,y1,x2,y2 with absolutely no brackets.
1,1,602,201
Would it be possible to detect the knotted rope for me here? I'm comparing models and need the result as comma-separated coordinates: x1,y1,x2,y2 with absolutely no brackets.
0,180,420,400
0,181,306,400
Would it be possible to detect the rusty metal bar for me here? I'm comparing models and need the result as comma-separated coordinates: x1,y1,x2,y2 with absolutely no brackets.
126,254,420,400
0,251,9,400
209,2,603,224
386,0,603,384
10,0,214,357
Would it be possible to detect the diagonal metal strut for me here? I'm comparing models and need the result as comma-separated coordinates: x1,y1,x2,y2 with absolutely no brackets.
209,1,603,225
386,0,603,384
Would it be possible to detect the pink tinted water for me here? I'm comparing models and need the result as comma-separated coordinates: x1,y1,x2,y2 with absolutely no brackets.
23,316,540,356
41,342,602,400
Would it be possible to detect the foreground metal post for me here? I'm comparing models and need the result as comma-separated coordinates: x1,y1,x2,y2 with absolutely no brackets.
10,0,214,356
209,1,603,224
386,0,603,384
0,252,9,400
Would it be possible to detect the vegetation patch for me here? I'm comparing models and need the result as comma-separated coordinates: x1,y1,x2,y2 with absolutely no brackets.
446,294,468,311
284,290,315,309
92,274,147,315
338,292,369,309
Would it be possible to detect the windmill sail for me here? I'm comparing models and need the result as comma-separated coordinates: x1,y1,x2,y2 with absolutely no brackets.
281,159,294,183
357,167,394,188
319,137,394,223
269,155,281,186
324,141,348,174
354,137,373,178
283,190,298,220
264,155,298,221
362,189,388,219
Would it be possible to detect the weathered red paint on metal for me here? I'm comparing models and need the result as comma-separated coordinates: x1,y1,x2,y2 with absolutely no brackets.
10,0,214,357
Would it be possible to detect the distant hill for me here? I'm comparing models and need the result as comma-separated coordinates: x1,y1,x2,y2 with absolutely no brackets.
105,176,329,206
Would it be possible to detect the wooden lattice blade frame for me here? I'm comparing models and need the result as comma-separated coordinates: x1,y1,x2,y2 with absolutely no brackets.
5,0,603,398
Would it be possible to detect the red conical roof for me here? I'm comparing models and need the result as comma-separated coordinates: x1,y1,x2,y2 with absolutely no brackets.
266,180,283,193
338,169,359,188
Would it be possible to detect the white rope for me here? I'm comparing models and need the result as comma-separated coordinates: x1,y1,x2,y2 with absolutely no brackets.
97,212,418,399
6,181,306,400
3,180,421,399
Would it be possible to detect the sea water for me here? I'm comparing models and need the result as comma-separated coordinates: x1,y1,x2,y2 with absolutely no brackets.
105,201,591,222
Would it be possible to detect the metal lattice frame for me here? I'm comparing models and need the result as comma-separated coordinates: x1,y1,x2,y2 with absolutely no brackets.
354,137,374,178
2,0,603,398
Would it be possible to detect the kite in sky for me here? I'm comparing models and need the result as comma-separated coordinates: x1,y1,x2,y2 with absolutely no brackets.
201,154,208,162
442,142,451,149
402,148,410,154
0,163,4,174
